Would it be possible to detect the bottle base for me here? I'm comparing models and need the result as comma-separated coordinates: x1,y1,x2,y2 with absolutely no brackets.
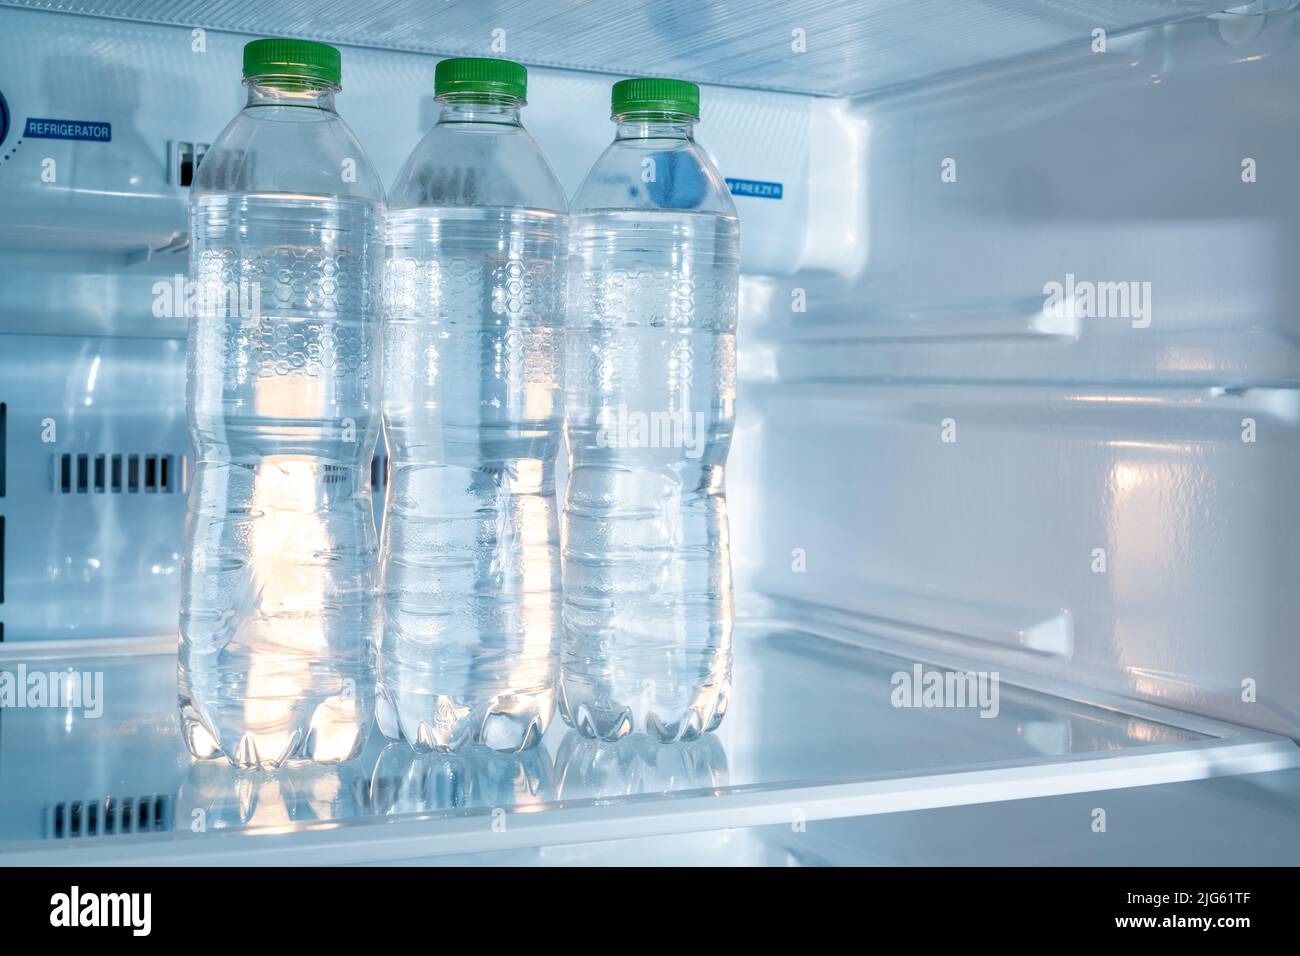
375,684,554,754
179,695,372,771
556,676,730,743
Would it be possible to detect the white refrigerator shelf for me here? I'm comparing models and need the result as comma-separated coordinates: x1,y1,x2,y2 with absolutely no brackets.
0,623,1295,865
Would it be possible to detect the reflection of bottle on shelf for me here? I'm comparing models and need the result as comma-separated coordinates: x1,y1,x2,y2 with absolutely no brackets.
553,731,728,801
175,759,368,833
368,742,553,816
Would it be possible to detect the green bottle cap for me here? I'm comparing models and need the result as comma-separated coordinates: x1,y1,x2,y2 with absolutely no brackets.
434,57,528,101
611,77,700,119
243,38,342,87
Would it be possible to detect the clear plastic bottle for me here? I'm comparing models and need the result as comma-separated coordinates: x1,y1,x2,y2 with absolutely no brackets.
179,39,384,770
378,58,567,753
561,78,738,742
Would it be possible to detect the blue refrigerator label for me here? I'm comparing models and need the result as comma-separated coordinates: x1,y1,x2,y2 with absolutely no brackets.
726,177,783,200
23,117,112,142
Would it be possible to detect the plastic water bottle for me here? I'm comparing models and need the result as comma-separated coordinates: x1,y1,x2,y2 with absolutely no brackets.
378,58,567,753
561,78,739,742
179,39,385,770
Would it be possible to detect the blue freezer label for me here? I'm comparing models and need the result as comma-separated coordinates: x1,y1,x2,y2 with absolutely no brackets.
23,117,112,142
726,177,783,200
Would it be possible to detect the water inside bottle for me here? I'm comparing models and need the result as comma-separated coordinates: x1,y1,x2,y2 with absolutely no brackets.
560,208,739,742
179,193,382,770
377,206,565,753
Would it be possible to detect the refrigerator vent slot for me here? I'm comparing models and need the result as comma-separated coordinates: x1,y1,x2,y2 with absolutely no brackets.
49,793,172,839
170,139,210,188
54,453,183,494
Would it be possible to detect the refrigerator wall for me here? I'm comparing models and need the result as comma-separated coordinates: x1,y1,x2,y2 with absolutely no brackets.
748,9,1300,740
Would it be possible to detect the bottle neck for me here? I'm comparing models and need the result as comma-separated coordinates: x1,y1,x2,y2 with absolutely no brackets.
614,112,697,141
436,93,523,127
244,77,338,111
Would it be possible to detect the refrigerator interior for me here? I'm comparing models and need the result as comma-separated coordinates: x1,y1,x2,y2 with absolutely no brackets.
0,0,1297,864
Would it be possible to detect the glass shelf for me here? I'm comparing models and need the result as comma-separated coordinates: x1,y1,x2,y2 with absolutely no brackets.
1,621,1294,864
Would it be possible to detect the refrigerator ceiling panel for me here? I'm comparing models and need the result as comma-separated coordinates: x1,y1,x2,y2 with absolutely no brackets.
0,0,1260,96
